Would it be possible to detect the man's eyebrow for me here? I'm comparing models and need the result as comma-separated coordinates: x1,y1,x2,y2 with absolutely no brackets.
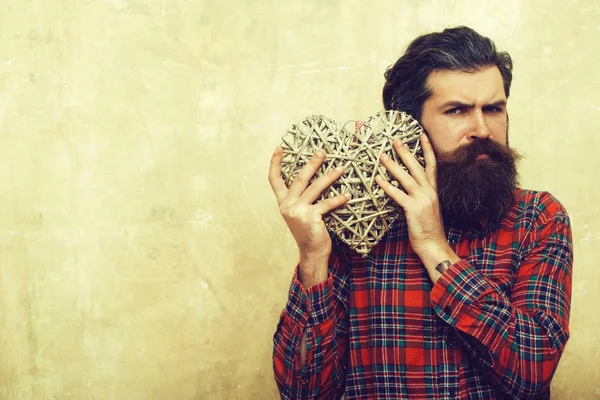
438,101,474,110
485,100,507,108
439,99,507,109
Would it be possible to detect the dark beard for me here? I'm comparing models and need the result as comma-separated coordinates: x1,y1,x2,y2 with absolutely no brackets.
435,139,521,230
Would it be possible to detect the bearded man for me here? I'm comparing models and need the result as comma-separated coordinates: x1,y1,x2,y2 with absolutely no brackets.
269,26,573,400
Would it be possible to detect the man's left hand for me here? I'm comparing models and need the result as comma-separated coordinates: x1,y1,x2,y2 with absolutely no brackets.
376,134,458,273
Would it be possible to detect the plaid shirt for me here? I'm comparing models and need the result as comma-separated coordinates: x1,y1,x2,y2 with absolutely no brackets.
273,189,573,399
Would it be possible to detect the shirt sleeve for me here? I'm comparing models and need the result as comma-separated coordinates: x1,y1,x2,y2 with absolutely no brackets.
272,239,351,400
430,193,573,399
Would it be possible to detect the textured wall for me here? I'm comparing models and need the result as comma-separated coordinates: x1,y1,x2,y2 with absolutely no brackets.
0,0,597,399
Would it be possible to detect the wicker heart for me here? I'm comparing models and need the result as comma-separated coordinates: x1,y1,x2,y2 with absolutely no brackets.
280,110,425,256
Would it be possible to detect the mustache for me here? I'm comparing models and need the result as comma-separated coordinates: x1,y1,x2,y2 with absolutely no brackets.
434,138,522,229
436,139,521,165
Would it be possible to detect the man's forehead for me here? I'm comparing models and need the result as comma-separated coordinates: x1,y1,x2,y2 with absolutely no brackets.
425,66,506,104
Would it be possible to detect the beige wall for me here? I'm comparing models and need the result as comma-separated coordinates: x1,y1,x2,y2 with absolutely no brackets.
0,0,597,399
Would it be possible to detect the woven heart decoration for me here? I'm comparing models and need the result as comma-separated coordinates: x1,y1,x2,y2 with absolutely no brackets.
280,110,425,256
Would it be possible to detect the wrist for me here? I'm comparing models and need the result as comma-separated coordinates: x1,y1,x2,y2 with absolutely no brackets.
299,251,330,288
298,268,329,288
300,247,330,266
417,242,460,272
298,264,329,288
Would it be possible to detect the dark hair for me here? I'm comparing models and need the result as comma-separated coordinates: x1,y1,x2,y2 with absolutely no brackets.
382,26,513,121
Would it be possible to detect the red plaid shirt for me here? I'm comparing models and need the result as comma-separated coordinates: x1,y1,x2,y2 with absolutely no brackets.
273,189,573,399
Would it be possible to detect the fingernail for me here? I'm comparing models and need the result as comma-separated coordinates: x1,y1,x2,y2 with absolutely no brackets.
344,193,351,199
380,153,389,161
334,166,343,172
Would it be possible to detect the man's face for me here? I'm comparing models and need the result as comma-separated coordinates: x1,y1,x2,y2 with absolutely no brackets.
419,66,508,156
416,66,519,229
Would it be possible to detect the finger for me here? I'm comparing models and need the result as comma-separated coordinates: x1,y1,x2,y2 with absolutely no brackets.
379,152,419,194
299,167,345,204
420,134,437,189
313,193,351,215
392,139,430,188
287,149,326,199
268,146,288,204
375,174,409,207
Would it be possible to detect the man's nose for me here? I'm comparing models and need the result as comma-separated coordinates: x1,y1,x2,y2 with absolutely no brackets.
468,110,491,140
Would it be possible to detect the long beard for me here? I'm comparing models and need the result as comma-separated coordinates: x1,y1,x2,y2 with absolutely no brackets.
435,139,521,230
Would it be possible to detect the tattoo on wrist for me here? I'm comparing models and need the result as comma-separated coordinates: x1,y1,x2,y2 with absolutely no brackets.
435,260,451,274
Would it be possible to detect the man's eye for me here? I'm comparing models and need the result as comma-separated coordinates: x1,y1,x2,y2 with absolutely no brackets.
485,106,503,113
445,108,461,115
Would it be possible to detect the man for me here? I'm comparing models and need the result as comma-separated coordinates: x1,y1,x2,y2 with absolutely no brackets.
268,26,573,399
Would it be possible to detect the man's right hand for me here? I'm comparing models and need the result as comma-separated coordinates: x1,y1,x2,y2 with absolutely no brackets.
268,146,349,286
